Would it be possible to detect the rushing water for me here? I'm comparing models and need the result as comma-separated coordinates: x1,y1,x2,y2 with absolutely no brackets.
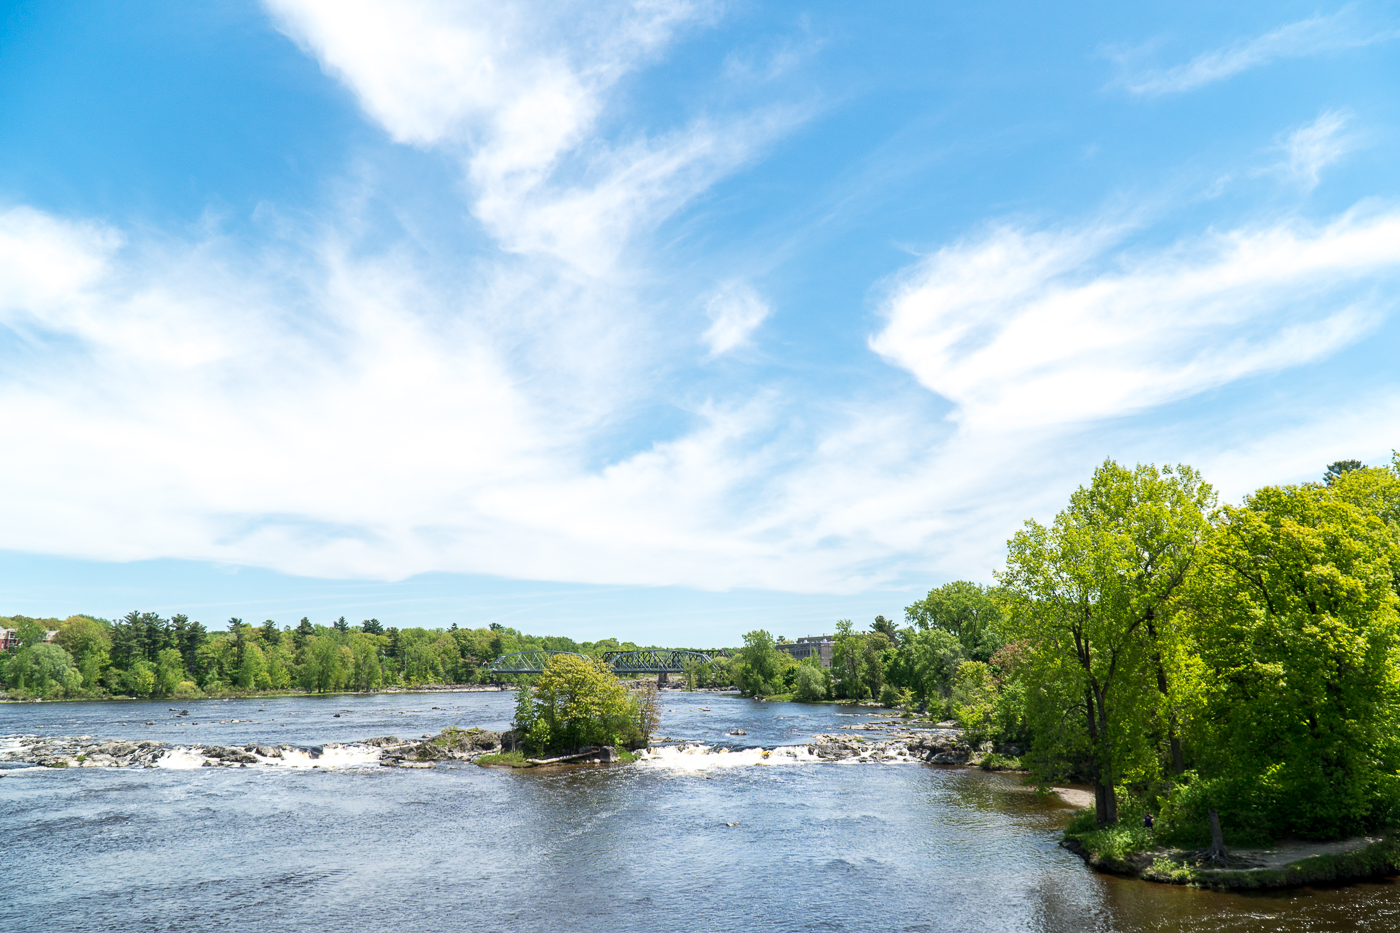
4,692,1400,932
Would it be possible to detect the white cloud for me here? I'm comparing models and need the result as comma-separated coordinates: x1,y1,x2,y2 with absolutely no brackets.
870,208,1400,432
1111,8,1396,96
264,0,795,275
4,198,1400,595
1278,109,1358,189
703,281,769,356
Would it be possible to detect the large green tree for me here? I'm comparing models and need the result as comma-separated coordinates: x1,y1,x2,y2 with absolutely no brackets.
1179,482,1400,839
514,654,642,754
1000,460,1213,826
732,629,786,697
905,581,1005,662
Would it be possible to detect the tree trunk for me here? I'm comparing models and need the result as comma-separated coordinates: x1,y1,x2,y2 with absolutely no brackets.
1203,808,1229,863
1147,618,1185,776
1094,686,1117,826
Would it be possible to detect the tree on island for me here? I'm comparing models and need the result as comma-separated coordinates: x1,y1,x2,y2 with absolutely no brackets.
513,654,650,756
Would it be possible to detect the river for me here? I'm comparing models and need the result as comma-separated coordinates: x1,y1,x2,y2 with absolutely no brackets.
3,691,1398,932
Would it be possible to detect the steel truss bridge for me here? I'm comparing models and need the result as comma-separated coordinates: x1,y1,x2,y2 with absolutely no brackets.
487,649,715,676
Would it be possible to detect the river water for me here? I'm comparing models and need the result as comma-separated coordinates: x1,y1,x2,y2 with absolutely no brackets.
3,691,1399,932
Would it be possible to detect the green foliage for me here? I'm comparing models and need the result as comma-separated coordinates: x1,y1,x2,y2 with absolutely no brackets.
1000,460,1213,826
512,654,643,755
1180,481,1400,840
793,660,828,702
732,629,788,697
884,627,964,705
830,619,889,701
3,643,84,697
905,581,1005,662
951,660,999,746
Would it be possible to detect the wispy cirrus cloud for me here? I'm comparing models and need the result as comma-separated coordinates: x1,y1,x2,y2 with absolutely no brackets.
1276,109,1360,189
1108,7,1397,96
870,208,1400,432
264,0,801,275
703,281,770,357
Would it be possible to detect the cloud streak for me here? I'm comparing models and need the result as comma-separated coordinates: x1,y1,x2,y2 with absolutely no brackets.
703,282,770,356
265,0,799,275
870,208,1400,432
1111,8,1396,96
1278,109,1359,189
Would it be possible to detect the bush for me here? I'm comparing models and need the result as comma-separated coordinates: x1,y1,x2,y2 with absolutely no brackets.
513,655,644,755
794,664,827,702
878,683,901,707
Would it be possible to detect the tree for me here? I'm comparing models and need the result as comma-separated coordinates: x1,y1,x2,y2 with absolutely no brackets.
14,618,47,649
4,643,83,697
1325,459,1365,484
871,615,899,643
884,627,964,707
333,616,350,634
733,629,785,697
361,618,384,635
999,460,1213,826
831,619,868,699
513,654,642,754
1180,483,1400,840
951,661,1000,746
793,659,828,701
171,615,206,677
351,636,383,691
57,616,110,689
259,619,281,647
155,647,186,696
293,617,315,651
904,582,1004,662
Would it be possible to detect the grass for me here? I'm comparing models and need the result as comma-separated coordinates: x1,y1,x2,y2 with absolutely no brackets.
1141,835,1400,890
978,753,1021,771
475,750,534,768
476,747,642,768
1062,810,1155,874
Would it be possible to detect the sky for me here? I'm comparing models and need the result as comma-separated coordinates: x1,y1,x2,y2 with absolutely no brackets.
0,0,1398,644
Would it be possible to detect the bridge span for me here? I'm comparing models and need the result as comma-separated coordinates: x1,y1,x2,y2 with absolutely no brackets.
487,648,717,683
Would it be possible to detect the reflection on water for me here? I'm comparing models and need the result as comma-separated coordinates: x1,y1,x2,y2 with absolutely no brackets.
2,691,1398,932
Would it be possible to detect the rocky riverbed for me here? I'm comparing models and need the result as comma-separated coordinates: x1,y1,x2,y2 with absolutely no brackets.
1,718,1018,772
809,718,1021,766
0,727,505,770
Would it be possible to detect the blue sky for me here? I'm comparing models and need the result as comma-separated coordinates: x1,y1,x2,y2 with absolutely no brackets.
1,0,1398,643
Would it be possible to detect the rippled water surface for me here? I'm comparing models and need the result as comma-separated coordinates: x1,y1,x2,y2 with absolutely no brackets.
4,691,1399,932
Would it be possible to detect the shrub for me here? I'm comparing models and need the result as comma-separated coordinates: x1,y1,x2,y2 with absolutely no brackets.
513,655,643,755
793,663,827,702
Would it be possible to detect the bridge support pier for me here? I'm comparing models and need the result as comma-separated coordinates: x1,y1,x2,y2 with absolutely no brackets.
657,672,668,686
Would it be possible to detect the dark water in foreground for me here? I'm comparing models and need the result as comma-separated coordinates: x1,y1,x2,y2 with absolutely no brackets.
4,692,1399,932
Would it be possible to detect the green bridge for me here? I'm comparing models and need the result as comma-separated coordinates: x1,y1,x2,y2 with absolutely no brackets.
487,648,717,682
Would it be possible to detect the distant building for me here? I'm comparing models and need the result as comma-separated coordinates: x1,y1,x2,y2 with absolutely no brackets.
0,628,58,652
777,635,834,669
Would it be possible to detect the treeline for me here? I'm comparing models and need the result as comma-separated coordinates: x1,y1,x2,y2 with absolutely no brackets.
725,456,1400,847
0,613,653,700
983,456,1400,846
719,583,1016,724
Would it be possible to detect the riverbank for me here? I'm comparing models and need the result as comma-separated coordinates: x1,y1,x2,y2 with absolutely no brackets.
1061,823,1400,890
